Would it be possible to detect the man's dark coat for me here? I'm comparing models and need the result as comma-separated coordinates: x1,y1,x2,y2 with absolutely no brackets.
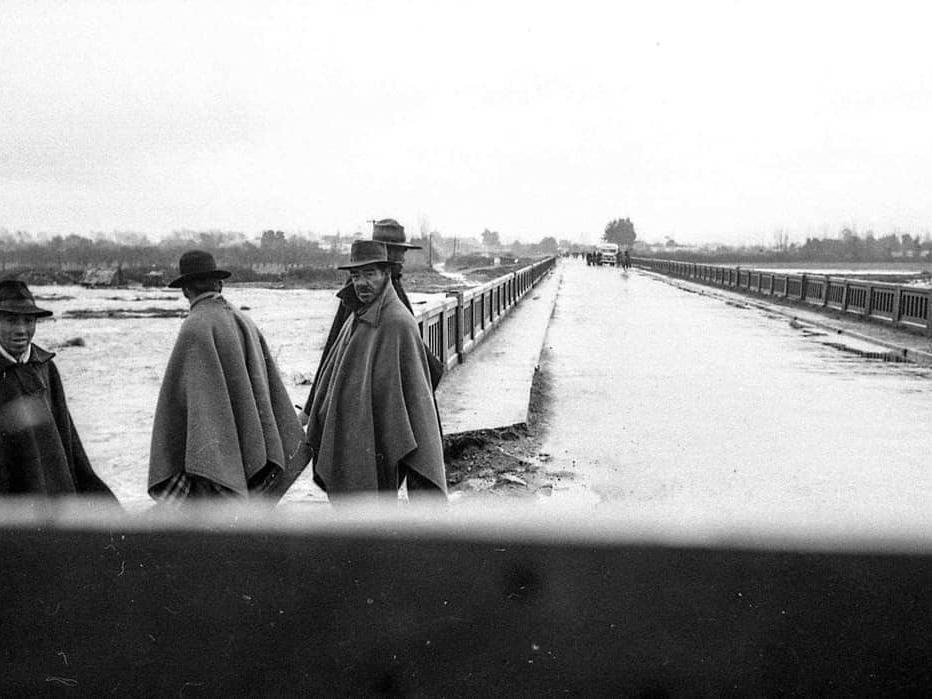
0,345,116,498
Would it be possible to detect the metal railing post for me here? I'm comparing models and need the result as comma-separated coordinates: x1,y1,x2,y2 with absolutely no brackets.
927,291,932,337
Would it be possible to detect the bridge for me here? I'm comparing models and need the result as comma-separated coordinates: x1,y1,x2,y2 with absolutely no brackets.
4,257,932,694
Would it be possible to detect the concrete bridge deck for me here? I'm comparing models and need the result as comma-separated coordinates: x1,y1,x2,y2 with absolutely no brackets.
434,265,562,435
536,259,932,525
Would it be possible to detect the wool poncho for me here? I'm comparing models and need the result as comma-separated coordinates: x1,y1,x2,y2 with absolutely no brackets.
307,282,446,494
0,345,116,499
148,296,303,497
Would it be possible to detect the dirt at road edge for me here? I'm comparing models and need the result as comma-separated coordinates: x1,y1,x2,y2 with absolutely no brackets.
442,346,573,500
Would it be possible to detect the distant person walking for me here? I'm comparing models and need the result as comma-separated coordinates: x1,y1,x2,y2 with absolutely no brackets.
0,280,117,500
294,240,446,502
148,250,303,504
623,250,631,270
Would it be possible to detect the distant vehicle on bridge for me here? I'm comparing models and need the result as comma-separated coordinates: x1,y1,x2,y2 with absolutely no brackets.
596,242,619,266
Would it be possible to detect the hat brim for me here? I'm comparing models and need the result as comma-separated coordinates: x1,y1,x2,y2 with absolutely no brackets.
384,241,421,249
167,269,231,288
337,259,390,270
0,305,53,318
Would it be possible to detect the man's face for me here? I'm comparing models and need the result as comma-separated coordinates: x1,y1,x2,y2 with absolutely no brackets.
0,312,37,357
350,264,389,305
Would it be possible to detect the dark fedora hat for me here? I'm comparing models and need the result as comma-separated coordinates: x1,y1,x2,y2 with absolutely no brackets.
337,240,389,270
0,279,53,317
372,218,421,250
168,249,232,288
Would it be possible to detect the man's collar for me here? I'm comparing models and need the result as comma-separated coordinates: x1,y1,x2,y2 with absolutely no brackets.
355,280,398,327
189,291,221,309
0,343,26,365
0,343,53,369
336,281,362,311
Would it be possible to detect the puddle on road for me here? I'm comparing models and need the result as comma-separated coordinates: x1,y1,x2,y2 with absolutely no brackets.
818,341,906,363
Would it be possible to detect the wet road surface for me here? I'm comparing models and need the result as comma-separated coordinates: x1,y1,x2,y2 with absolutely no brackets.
539,259,932,525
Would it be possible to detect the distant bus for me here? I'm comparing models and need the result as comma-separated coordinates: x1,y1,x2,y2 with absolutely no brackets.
596,242,619,266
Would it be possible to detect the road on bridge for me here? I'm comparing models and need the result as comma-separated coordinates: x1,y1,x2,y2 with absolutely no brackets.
538,257,932,527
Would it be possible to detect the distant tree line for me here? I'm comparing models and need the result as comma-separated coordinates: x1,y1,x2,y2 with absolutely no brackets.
0,227,565,283
0,230,351,283
0,229,341,268
644,227,932,264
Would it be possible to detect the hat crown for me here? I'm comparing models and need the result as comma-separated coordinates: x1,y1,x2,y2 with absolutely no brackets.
349,240,388,264
178,249,219,276
371,217,421,252
373,218,406,245
337,240,389,269
168,249,231,287
0,279,53,317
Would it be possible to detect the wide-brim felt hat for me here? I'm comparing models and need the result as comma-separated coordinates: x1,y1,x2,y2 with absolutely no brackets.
168,249,232,288
337,240,390,270
372,218,421,249
0,279,53,317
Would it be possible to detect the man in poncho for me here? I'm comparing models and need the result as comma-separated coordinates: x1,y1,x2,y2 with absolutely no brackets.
299,218,443,426
0,279,117,500
148,250,303,503
297,240,446,502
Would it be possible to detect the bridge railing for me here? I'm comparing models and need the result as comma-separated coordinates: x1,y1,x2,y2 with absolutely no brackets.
634,257,932,335
414,257,556,371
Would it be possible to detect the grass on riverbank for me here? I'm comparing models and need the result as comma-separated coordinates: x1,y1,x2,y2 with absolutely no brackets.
234,264,530,293
8,258,545,293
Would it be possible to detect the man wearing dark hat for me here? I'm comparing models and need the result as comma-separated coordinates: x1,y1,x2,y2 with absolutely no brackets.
298,218,443,426
0,279,117,499
148,250,303,503
296,240,446,501
372,217,426,314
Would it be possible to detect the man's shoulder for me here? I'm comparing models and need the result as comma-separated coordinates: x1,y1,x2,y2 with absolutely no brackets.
230,303,260,331
180,305,216,331
187,296,244,323
188,300,268,354
177,299,237,341
30,344,55,364
380,295,419,329
31,347,59,380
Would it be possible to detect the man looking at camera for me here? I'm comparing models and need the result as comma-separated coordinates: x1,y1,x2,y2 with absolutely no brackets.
297,240,446,502
0,279,116,499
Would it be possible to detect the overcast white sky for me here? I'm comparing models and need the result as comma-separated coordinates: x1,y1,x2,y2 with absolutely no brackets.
2,1,931,245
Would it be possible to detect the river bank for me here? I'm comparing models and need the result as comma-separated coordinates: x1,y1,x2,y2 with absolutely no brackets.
5,260,538,294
